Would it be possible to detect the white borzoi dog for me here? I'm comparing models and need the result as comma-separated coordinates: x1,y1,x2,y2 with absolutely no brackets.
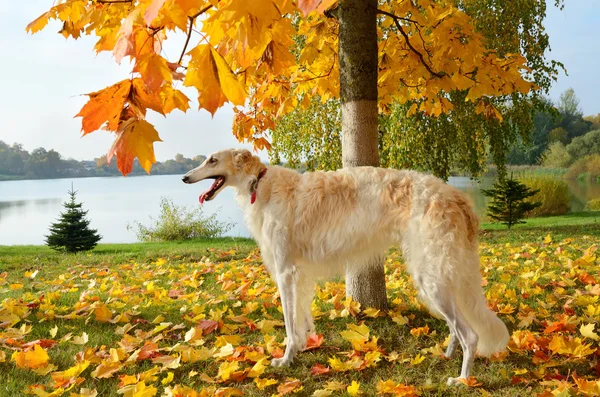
182,148,509,385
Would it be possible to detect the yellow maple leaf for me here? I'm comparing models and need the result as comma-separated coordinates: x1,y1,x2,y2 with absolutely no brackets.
217,360,240,381
312,390,333,397
248,358,268,378
51,361,90,388
410,325,430,337
410,353,425,366
12,344,50,369
94,303,113,322
161,372,174,385
347,381,362,396
72,332,89,345
254,377,278,390
580,323,600,341
116,381,157,397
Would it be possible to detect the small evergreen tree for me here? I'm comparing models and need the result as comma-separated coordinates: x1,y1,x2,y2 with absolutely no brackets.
45,185,101,252
482,175,542,228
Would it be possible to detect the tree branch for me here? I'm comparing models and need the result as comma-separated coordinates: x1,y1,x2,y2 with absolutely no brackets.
177,4,213,64
376,9,445,78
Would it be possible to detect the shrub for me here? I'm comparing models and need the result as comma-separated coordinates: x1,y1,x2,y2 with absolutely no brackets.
542,142,572,168
565,154,600,180
566,129,600,159
585,198,600,211
482,176,541,228
549,127,569,144
128,198,233,242
518,175,570,217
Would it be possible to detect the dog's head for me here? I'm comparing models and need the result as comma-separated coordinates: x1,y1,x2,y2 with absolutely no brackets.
182,149,265,203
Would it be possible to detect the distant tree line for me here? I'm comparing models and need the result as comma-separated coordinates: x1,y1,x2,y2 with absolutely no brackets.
507,88,599,166
0,142,206,180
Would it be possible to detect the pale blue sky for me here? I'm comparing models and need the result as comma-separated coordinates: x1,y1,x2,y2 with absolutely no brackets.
0,1,598,161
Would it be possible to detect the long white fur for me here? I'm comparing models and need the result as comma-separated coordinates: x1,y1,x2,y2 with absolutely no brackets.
182,149,510,385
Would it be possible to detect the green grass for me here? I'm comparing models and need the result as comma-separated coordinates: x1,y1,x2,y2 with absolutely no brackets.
0,237,256,273
1,216,600,396
481,210,600,230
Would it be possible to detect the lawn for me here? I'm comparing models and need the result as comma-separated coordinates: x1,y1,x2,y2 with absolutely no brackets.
1,217,599,396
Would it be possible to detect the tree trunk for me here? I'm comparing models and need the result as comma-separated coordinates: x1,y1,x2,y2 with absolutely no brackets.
339,0,388,310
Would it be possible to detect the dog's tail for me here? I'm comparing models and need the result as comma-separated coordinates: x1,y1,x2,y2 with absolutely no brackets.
454,258,510,356
454,200,509,357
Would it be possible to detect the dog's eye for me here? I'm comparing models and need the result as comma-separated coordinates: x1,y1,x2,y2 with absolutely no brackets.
208,157,217,164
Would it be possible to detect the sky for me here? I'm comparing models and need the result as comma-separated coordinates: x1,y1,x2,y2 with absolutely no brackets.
0,1,598,162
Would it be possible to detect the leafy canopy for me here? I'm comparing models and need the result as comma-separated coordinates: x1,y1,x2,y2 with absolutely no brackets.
29,0,535,175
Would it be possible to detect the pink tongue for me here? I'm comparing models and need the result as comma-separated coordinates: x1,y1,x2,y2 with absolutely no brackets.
199,193,207,204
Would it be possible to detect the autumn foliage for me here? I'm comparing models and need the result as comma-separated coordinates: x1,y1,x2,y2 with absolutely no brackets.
2,234,600,395
28,0,535,175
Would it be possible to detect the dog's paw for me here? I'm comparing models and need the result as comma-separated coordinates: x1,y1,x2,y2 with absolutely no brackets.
271,357,292,367
446,377,464,386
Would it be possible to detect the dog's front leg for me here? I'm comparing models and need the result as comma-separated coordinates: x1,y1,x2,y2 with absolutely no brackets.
271,266,301,367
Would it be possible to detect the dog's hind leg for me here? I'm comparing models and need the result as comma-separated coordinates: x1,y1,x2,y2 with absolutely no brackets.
445,331,459,358
295,275,315,349
271,264,302,367
418,275,478,385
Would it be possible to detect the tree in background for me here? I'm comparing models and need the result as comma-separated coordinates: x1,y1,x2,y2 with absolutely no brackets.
542,142,572,168
507,88,594,165
557,88,592,142
46,186,102,253
584,114,600,130
271,0,565,180
482,177,542,229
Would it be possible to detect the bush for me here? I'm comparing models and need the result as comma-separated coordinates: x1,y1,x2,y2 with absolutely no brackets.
542,142,572,168
585,198,600,211
128,198,233,242
566,129,600,159
564,154,600,180
518,175,570,217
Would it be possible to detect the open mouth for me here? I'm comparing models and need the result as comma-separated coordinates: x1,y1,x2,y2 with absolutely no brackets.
199,176,226,204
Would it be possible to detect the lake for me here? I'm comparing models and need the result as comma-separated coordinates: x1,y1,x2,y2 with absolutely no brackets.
0,174,598,245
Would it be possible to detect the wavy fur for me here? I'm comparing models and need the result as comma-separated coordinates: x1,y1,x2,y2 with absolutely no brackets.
183,149,509,385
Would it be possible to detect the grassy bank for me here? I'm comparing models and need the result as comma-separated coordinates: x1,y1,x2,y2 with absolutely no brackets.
1,217,599,396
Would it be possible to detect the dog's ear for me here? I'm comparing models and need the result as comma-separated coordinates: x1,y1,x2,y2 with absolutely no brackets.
233,149,252,169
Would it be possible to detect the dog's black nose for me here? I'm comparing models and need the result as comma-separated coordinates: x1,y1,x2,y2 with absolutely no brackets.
182,175,189,183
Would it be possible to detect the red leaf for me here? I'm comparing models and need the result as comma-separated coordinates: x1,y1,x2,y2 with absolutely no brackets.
310,363,330,376
22,339,58,350
305,334,324,351
137,342,160,360
199,320,219,335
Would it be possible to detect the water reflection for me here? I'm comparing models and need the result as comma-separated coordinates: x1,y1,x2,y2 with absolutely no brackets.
0,198,63,220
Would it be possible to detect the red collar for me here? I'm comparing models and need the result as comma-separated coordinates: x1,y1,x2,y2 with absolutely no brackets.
250,168,267,204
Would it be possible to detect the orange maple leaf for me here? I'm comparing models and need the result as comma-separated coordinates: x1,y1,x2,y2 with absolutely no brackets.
310,363,330,376
134,53,172,92
107,119,162,175
305,333,324,350
76,80,132,134
12,344,50,369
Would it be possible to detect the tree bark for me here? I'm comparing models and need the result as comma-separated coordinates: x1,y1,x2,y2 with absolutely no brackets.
339,0,388,310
